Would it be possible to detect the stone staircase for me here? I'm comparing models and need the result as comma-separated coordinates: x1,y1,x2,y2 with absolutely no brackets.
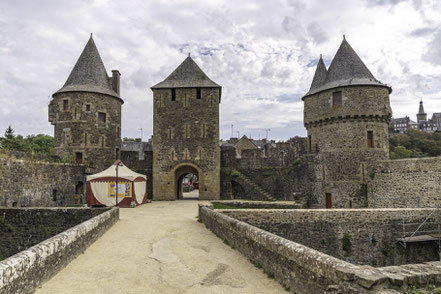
234,170,277,201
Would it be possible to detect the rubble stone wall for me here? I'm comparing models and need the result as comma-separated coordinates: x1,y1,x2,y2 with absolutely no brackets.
0,207,118,294
0,151,86,207
368,157,441,208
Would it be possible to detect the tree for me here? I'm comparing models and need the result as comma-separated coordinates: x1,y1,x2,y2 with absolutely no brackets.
390,145,412,160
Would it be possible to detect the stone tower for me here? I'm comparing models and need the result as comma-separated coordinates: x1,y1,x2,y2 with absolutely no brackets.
151,55,221,200
417,100,427,123
302,37,392,208
49,36,123,170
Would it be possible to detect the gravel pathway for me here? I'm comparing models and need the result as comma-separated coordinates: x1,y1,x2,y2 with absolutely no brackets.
36,200,286,294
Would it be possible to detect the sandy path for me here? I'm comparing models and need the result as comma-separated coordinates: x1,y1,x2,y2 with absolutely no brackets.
36,200,286,294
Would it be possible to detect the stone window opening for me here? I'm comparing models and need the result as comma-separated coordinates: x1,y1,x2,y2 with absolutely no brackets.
63,99,69,111
12,201,18,207
183,94,189,107
171,88,176,101
101,136,105,147
183,148,190,160
117,126,120,138
184,124,191,139
84,133,87,146
86,104,91,111
196,88,201,99
210,94,214,107
74,108,78,119
98,112,106,123
75,152,83,164
168,127,174,139
201,123,207,138
367,131,374,148
332,91,342,107
52,189,57,201
115,148,119,160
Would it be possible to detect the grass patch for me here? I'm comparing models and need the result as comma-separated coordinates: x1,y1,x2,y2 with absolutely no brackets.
212,202,241,209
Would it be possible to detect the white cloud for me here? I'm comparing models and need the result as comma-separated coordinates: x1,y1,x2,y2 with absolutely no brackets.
1,0,441,140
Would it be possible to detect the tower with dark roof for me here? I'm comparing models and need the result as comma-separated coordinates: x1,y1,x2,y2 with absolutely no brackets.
49,36,123,170
302,37,392,208
151,55,221,200
417,99,427,123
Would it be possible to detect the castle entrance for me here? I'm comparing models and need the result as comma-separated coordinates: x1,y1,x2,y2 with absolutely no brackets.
175,165,199,199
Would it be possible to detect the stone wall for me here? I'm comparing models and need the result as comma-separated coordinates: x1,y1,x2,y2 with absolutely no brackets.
120,150,153,199
199,204,441,293
0,207,119,294
223,208,439,267
368,157,441,208
0,207,110,260
0,150,86,207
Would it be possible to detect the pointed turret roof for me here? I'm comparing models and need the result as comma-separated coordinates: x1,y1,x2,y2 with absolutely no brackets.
151,55,221,90
308,55,327,92
54,36,121,100
418,100,426,114
303,37,392,98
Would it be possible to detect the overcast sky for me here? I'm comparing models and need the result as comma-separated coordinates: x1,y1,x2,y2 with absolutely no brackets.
1,0,441,141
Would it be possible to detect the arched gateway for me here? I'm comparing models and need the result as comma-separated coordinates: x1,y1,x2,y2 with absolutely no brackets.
151,56,221,200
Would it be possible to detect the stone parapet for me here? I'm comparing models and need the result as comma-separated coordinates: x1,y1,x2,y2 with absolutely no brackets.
0,207,119,294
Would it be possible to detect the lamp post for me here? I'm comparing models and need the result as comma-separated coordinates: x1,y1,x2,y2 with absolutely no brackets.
115,161,123,207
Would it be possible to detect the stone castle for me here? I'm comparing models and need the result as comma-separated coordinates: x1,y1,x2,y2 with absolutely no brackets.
2,35,441,210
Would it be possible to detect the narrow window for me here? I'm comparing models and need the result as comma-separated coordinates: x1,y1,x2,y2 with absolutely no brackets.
115,148,119,160
63,100,69,111
168,127,173,139
184,124,190,138
171,88,176,101
183,95,189,107
308,135,312,153
202,123,207,138
184,148,189,160
196,88,201,99
367,131,374,148
101,136,105,147
98,112,106,123
75,152,83,164
199,149,202,160
326,193,332,208
74,108,77,119
86,104,91,111
117,126,120,138
52,189,57,201
84,133,87,146
171,150,175,160
210,94,214,107
158,94,162,108
332,91,342,107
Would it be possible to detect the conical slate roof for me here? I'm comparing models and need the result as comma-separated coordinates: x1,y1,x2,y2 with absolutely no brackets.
304,37,391,98
308,55,327,92
54,36,121,100
151,55,221,89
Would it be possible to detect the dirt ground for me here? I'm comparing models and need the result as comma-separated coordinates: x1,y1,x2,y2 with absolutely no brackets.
36,200,286,294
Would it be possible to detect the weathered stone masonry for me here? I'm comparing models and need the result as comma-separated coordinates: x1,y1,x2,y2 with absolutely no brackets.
0,150,86,207
0,207,119,294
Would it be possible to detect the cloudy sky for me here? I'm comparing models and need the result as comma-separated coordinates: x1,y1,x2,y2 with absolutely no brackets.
1,0,441,141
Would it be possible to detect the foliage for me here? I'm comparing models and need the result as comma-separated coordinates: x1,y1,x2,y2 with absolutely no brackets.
1,126,53,154
123,137,136,141
230,170,240,178
342,233,352,255
389,129,441,159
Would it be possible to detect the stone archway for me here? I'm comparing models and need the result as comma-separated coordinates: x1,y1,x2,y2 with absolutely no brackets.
174,165,200,199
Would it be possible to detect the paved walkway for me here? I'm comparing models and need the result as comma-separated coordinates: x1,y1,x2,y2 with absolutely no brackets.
36,201,286,294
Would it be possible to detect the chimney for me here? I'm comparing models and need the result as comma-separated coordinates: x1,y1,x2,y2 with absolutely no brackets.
111,70,121,95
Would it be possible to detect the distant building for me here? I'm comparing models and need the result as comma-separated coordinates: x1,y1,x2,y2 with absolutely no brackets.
391,100,439,133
